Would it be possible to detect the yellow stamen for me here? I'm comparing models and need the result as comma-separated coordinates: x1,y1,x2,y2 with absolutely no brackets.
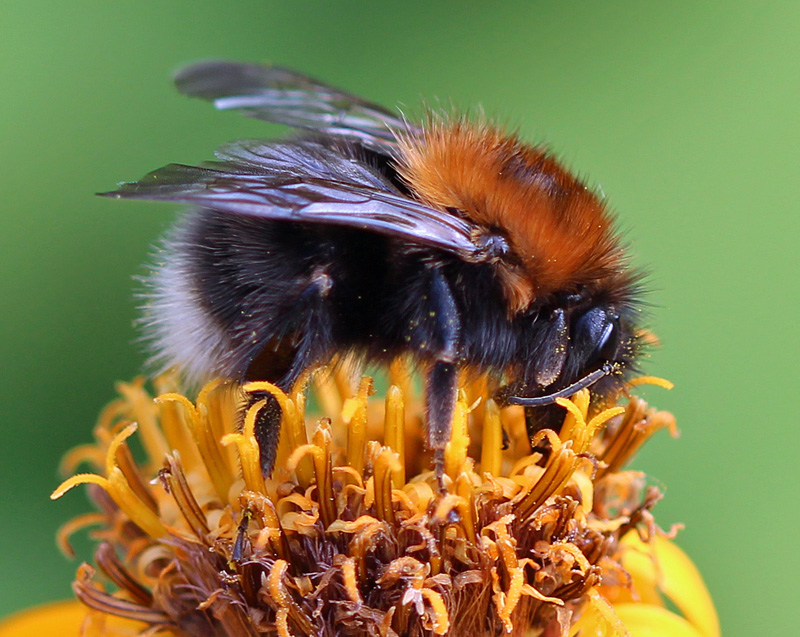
372,447,401,524
388,356,414,402
340,556,363,605
240,491,283,555
514,432,577,520
284,386,308,475
556,390,625,454
599,399,676,477
72,564,169,625
51,424,166,539
156,395,203,473
627,375,675,390
58,443,105,476
272,609,289,637
221,398,268,495
156,393,234,501
432,494,474,544
455,472,478,543
266,560,314,636
551,540,593,574
311,422,337,528
115,378,168,472
519,566,565,606
480,398,503,477
285,425,336,528
56,512,106,558
418,588,449,635
160,453,210,540
342,377,373,474
499,565,525,629
384,385,406,487
328,515,388,580
558,388,591,445
312,366,344,423
332,465,364,488
113,442,159,514
444,389,471,483
482,514,520,632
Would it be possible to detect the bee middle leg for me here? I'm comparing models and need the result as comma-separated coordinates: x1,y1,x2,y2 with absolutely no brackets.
421,268,462,488
426,361,458,485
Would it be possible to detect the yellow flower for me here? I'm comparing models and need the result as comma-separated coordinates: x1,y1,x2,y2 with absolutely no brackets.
33,365,719,636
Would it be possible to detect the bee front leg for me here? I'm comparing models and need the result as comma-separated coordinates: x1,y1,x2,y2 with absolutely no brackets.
422,268,462,489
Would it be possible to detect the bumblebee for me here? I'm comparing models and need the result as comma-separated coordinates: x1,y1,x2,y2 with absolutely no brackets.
105,61,642,478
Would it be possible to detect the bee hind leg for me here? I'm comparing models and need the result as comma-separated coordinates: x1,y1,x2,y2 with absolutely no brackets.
246,273,336,476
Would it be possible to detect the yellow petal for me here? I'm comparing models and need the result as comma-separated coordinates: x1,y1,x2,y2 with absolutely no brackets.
0,601,152,637
621,535,720,637
0,601,85,637
613,603,705,637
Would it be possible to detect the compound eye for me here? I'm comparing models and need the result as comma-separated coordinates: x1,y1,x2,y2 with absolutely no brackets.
574,307,620,365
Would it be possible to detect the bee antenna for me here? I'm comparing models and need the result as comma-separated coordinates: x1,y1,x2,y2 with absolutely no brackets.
506,363,618,407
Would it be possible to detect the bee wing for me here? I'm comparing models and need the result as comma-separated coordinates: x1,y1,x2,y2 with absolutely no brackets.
174,60,416,152
102,140,504,262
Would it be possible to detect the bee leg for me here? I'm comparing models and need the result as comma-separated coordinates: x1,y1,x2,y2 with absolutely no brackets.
250,390,287,476
427,361,458,489
243,362,300,477
247,272,335,476
423,269,461,490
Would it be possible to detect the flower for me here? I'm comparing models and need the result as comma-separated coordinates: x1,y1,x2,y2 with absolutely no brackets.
40,364,719,636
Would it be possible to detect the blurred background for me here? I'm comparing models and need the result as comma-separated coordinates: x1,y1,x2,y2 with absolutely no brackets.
2,1,798,633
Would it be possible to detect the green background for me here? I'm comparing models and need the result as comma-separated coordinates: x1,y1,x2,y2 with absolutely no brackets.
2,2,797,634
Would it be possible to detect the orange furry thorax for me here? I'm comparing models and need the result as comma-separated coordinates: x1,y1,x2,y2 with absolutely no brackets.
396,120,626,310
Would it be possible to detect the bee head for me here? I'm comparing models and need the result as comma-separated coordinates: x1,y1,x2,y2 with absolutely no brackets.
498,293,640,410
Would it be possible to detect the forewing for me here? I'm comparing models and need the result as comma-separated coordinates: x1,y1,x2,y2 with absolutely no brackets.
103,140,496,261
175,60,417,153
